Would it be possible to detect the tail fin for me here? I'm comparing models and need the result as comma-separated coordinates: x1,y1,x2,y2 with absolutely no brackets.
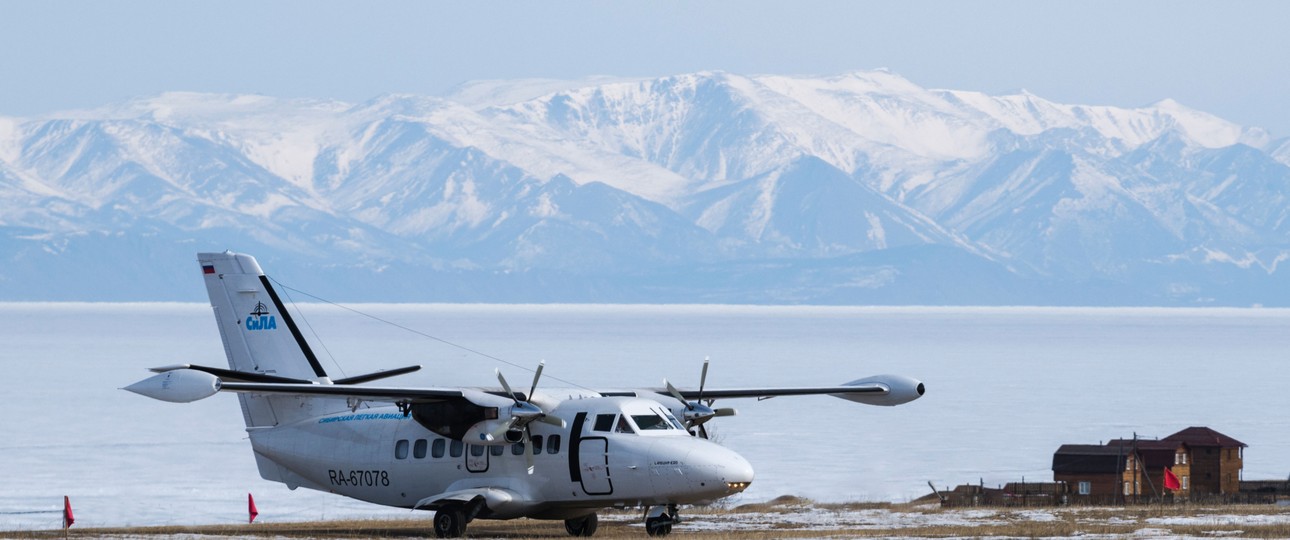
198,251,333,428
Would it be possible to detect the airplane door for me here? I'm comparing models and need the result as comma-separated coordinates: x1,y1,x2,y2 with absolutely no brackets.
578,438,613,495
465,444,489,473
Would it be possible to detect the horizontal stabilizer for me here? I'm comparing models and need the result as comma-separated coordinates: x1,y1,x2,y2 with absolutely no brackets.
333,365,422,385
151,364,313,384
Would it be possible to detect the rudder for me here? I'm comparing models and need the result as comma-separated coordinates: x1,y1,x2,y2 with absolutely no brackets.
198,251,335,428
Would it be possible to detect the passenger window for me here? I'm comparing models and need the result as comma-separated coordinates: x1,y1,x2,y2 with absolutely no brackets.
593,414,616,432
395,439,409,459
616,415,636,433
470,444,485,457
511,442,525,456
547,434,561,454
490,445,504,457
413,439,428,459
532,435,544,455
450,440,464,458
432,439,446,459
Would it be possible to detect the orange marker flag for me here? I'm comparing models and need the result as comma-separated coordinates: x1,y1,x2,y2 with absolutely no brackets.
248,493,259,524
1164,467,1181,491
63,496,75,529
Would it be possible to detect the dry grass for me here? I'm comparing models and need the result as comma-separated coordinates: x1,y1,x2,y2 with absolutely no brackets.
7,500,1290,539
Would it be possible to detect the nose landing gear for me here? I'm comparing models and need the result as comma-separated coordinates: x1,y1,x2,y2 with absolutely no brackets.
643,504,678,537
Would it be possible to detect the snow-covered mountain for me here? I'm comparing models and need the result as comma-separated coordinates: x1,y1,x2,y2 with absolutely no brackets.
0,71,1285,304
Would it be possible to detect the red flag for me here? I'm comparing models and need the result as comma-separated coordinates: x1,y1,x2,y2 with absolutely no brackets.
1164,467,1181,491
63,496,74,529
248,493,258,524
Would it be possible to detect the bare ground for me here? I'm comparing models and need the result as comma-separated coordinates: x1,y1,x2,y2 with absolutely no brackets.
8,497,1290,539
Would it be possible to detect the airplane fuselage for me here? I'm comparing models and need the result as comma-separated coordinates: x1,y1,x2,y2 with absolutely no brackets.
247,395,754,520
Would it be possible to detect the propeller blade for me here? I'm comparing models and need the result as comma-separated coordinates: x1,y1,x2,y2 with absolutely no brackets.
523,428,535,475
537,414,566,428
664,379,689,409
699,356,710,400
487,420,514,442
529,360,544,399
715,407,737,417
496,369,520,404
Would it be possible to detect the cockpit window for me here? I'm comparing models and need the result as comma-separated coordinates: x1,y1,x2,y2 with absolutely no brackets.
615,415,636,434
663,411,686,430
632,414,671,430
593,414,616,432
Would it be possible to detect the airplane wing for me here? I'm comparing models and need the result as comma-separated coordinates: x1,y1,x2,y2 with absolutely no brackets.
218,382,465,401
124,366,471,404
642,374,926,407
668,384,886,400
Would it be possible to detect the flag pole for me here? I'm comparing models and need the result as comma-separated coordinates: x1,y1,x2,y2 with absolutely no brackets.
62,495,74,538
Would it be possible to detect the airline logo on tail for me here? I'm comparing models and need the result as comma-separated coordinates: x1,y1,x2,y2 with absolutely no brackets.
246,302,277,331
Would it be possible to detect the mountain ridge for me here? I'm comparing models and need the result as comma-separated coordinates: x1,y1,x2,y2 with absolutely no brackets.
0,70,1285,304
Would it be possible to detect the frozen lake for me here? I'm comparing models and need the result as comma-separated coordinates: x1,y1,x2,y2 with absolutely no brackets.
3,303,1289,531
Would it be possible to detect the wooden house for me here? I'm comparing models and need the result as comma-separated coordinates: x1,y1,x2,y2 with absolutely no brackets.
1052,444,1128,500
1053,427,1246,503
1112,439,1183,502
1163,426,1246,496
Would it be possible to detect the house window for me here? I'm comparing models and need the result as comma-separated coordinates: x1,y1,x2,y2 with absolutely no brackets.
1124,481,1132,495
1176,452,1187,465
1078,481,1091,495
1182,476,1190,490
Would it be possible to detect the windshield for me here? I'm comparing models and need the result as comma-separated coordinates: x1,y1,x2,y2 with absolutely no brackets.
632,414,671,430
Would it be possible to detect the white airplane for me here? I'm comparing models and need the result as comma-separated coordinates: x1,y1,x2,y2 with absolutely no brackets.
126,251,925,537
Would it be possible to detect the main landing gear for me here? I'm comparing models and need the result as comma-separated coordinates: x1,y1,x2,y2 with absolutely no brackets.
644,504,679,537
433,508,468,538
564,513,598,536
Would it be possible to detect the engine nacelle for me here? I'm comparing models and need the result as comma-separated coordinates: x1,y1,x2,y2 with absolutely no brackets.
123,369,222,403
832,374,925,406
462,418,519,446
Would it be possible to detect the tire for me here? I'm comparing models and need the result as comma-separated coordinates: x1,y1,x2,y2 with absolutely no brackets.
645,515,672,537
564,513,599,536
434,508,467,538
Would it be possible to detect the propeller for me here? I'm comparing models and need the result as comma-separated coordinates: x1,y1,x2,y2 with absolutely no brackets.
495,361,565,473
664,357,735,438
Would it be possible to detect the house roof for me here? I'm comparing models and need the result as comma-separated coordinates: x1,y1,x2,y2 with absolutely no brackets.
1164,427,1247,448
1053,444,1129,474
1104,439,1184,468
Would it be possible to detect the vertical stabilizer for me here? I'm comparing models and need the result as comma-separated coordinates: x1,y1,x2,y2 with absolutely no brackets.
198,251,335,428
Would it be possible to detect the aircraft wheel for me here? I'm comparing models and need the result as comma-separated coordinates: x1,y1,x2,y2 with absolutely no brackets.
644,515,672,537
434,508,467,538
564,513,598,536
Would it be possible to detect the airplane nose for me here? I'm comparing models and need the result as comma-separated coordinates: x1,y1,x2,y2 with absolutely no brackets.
694,443,754,497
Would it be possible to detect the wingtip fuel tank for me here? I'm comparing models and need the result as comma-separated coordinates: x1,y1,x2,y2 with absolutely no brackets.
124,369,222,403
832,374,925,406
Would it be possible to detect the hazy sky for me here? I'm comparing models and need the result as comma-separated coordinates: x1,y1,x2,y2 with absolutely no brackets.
3,1,1288,137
